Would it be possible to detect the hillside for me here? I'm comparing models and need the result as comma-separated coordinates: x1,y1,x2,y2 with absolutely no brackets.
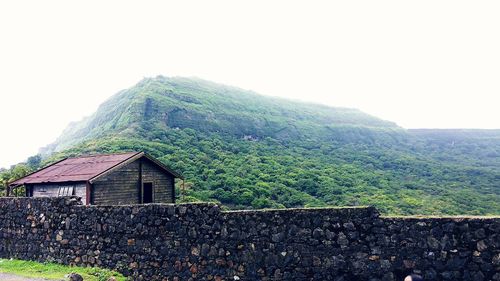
40,77,401,154
29,77,500,215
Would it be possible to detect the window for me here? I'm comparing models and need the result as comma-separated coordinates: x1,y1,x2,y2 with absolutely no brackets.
58,185,75,197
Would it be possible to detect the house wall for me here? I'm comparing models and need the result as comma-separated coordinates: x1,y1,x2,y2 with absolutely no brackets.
142,159,175,203
91,157,175,205
31,182,86,201
92,161,141,205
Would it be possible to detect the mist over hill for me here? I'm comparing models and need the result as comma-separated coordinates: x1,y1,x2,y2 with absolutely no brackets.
34,76,500,215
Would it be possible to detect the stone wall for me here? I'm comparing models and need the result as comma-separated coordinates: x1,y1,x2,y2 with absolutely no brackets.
0,197,498,280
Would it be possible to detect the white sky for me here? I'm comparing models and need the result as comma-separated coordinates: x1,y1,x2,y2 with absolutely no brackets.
0,0,499,168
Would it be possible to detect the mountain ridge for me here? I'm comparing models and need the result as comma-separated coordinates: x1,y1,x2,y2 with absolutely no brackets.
41,76,401,155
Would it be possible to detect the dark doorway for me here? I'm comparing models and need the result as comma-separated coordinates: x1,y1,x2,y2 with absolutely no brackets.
143,183,153,203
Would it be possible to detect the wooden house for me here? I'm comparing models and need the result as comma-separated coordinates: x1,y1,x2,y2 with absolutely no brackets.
8,152,182,205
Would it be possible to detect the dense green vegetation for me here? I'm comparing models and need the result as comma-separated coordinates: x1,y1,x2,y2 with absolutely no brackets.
3,76,499,215
0,259,127,281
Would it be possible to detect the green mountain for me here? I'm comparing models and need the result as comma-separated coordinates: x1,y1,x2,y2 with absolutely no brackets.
32,77,500,215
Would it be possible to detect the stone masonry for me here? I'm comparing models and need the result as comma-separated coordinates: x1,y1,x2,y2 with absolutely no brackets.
0,197,498,280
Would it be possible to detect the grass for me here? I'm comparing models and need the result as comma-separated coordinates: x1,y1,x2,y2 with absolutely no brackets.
0,259,128,281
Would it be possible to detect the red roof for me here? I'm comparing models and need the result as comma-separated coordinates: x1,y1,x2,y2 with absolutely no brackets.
10,152,142,185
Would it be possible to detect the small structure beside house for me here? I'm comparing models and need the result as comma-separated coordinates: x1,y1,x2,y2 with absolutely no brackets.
8,152,182,205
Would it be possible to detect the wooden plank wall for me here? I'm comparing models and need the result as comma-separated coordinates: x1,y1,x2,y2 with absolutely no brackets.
31,183,87,201
142,159,175,203
92,161,141,205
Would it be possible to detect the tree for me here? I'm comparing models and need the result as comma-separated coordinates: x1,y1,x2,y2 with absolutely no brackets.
0,170,11,196
27,154,42,170
0,164,32,196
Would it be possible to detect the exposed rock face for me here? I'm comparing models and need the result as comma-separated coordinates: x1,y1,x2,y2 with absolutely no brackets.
0,197,498,280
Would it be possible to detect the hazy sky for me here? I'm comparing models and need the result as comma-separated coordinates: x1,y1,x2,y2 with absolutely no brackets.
0,0,499,168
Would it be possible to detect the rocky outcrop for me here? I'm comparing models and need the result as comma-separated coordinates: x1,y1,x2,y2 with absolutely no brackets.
0,197,498,280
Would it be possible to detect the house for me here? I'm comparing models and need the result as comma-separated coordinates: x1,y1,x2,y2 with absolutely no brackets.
8,152,182,205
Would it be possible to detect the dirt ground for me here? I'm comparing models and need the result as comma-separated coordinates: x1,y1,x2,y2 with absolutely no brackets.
0,273,55,281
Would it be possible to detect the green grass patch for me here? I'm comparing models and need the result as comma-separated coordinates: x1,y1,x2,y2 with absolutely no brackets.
0,259,127,281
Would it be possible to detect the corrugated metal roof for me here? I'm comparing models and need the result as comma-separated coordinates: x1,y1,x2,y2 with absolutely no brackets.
10,152,141,185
